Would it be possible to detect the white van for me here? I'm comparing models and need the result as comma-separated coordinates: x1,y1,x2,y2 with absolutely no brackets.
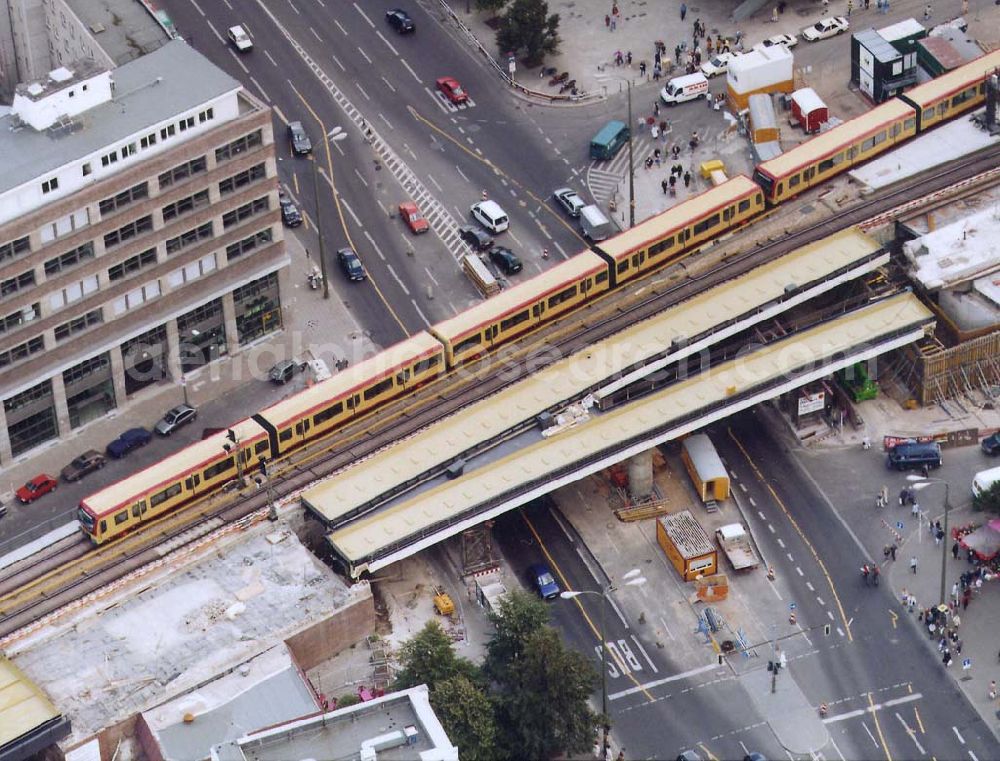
470,200,509,233
972,465,1000,497
579,205,613,241
660,73,710,105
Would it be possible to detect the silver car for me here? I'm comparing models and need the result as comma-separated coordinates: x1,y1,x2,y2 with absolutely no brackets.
154,404,197,436
553,187,586,218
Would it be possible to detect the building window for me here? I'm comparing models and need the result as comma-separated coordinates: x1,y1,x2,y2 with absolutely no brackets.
222,197,269,229
1,270,36,301
234,272,281,344
108,248,157,281
104,215,153,249
100,150,119,167
160,124,176,141
122,143,137,158
215,130,263,163
82,162,92,176
165,222,213,255
99,182,149,216
54,308,103,342
178,115,195,131
0,335,45,368
120,325,167,395
167,254,217,288
4,379,57,457
226,228,273,261
41,177,59,194
0,304,40,336
44,242,95,276
198,108,214,123
140,133,157,149
0,236,30,263
49,274,98,310
40,208,90,244
64,353,116,429
158,156,207,189
112,281,162,315
162,190,210,222
219,163,266,196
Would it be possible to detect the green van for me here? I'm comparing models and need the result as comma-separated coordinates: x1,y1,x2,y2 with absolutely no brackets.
590,120,629,160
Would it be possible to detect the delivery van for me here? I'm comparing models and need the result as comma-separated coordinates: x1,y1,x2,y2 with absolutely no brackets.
660,73,710,105
972,465,1000,497
579,205,613,241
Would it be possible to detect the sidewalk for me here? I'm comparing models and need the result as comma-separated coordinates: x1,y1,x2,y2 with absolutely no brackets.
885,500,1000,730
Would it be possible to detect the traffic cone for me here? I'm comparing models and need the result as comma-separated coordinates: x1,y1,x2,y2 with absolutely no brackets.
542,248,549,259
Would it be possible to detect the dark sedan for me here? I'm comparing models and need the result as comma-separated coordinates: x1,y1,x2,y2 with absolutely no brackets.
61,450,107,482
458,225,493,251
386,8,415,33
106,427,152,459
489,246,523,275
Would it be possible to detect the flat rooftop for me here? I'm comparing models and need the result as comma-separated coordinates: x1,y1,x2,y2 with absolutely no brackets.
901,202,1000,289
0,39,241,195
65,0,169,65
7,524,365,745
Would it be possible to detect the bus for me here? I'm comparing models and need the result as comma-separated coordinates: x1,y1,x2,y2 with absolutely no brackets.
590,120,629,160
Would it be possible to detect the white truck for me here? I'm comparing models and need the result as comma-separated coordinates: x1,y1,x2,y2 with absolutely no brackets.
972,466,1000,498
716,523,760,570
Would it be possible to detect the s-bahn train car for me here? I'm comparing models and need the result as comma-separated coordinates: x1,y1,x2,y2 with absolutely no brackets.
596,176,765,286
429,250,611,366
898,49,1000,132
253,333,446,455
753,99,917,204
78,418,270,543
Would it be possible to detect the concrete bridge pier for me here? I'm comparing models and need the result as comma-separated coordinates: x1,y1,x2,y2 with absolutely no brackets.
627,449,655,501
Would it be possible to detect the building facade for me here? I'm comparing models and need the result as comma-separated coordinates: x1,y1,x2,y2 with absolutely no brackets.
0,39,288,463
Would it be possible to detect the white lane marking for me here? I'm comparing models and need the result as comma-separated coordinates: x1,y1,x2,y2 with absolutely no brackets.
895,712,925,754
631,634,658,674
953,727,966,744
385,263,410,294
376,30,399,56
378,112,395,129
829,736,847,761
969,752,979,761
264,49,278,67
363,230,387,262
826,610,835,620
381,76,397,93
400,57,422,84
206,18,223,42
507,230,524,248
331,53,345,71
796,566,803,576
786,552,794,562
455,165,470,183
250,77,271,102
552,240,568,259
836,626,845,637
608,662,718,700
424,267,439,286
768,524,776,534
286,0,299,13
769,581,783,600
230,50,250,74
822,693,922,724
862,723,879,747
659,616,675,641
190,0,205,14
749,496,756,507
357,46,372,65
758,511,766,520
339,197,363,227
777,538,785,548
353,1,375,26
353,168,369,187
410,299,430,326
310,27,323,42
806,581,815,591
355,82,371,100
608,597,629,628
427,174,443,192
816,596,825,605
334,19,347,35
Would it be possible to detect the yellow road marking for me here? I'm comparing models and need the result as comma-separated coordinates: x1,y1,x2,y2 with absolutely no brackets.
889,610,898,629
727,427,854,642
698,743,719,761
914,705,925,734
868,691,893,761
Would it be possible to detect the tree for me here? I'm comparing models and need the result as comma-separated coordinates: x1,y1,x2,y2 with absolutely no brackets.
973,479,1000,514
431,675,500,761
394,621,479,690
484,588,549,681
476,0,508,14
495,0,560,67
493,627,600,759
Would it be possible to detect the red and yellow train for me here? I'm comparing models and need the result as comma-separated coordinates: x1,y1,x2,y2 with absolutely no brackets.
78,50,1000,543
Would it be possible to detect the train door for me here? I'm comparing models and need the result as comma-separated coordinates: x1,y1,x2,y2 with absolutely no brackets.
346,393,362,414
131,499,148,523
295,418,311,438
485,325,500,346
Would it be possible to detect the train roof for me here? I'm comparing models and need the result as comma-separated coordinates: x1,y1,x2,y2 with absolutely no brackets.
757,98,914,177
256,332,443,428
429,250,606,341
901,48,1000,107
81,417,269,518
599,176,760,260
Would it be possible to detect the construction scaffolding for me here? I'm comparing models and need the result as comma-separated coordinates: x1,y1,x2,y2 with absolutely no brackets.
888,330,1000,412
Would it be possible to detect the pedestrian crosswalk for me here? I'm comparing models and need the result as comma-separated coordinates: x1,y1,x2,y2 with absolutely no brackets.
586,132,670,205
424,87,477,114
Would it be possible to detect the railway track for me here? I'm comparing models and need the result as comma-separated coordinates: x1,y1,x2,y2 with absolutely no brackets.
3,143,998,642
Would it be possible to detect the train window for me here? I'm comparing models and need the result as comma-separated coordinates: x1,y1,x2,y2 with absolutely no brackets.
150,483,182,507
413,355,441,375
776,183,783,195
314,401,344,424
617,261,629,275
937,102,947,116
803,167,815,180
279,428,293,441
581,278,591,293
922,108,933,121
738,199,750,213
873,131,886,146
295,421,306,436
501,310,530,331
789,175,801,187
364,377,395,400
723,206,732,222
205,457,235,479
630,253,644,268
904,117,915,131
396,368,411,385
254,441,268,455
693,213,720,236
454,334,482,356
846,146,859,160
114,510,128,525
488,326,499,340
596,271,608,283
548,285,578,308
185,476,196,489
100,520,107,534
649,236,673,256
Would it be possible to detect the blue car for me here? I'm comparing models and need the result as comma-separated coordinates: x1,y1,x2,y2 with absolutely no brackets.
106,427,152,459
529,563,561,600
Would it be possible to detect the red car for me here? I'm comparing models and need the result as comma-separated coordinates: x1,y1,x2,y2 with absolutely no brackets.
16,473,58,503
398,201,429,234
436,77,469,105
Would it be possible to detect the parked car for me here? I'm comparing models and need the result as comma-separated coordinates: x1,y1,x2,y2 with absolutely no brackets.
227,25,253,52
802,17,849,41
701,51,736,78
436,76,469,105
16,474,58,504
269,359,307,384
528,563,560,600
982,432,1000,456
338,248,367,281
61,450,107,482
458,224,493,251
385,8,415,33
489,246,523,275
154,404,198,436
287,121,313,155
398,201,429,234
279,191,302,227
758,32,798,49
553,187,586,218
106,427,152,459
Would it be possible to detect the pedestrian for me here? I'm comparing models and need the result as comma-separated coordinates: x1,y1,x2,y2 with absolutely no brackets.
661,178,669,194
890,544,897,561
707,38,714,56
675,45,682,64
953,612,961,629
772,6,779,22
952,541,960,559
956,638,963,654
639,61,647,76
847,0,853,15
627,50,633,66
962,0,969,13
885,0,890,11
952,582,959,601
862,564,870,585
683,170,692,187
617,750,626,761
910,556,918,574
936,527,945,546
605,13,611,28
873,565,880,586
911,500,919,518
864,0,870,8
990,681,997,701
943,650,952,667
909,594,917,612
923,3,931,19
680,1,687,20
611,16,617,31
962,589,970,609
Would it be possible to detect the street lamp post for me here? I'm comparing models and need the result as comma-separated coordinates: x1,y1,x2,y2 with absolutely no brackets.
560,569,646,760
908,475,951,606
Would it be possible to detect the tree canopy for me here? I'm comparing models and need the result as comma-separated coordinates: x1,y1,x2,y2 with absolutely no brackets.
495,0,560,67
973,479,1000,514
484,588,549,680
476,0,508,13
